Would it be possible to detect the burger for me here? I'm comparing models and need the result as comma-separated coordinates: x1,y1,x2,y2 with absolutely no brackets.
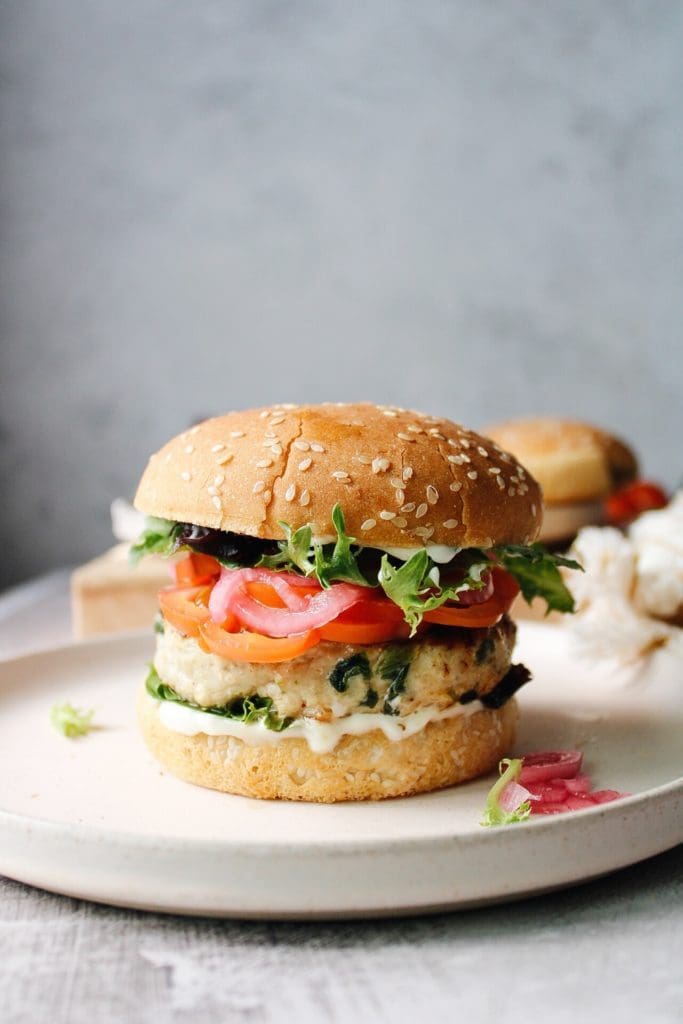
483,417,639,545
131,403,577,802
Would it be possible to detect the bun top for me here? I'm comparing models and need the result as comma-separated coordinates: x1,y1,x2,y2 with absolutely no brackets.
134,403,542,549
484,417,638,505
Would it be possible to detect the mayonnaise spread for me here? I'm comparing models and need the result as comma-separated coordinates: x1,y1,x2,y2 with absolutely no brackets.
156,697,484,755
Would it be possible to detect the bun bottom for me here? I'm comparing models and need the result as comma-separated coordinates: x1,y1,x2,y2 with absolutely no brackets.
138,689,518,802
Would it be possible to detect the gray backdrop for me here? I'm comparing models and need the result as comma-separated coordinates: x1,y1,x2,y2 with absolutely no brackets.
2,1,682,588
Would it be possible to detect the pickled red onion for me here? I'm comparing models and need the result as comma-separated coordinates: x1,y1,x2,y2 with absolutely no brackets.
209,566,369,637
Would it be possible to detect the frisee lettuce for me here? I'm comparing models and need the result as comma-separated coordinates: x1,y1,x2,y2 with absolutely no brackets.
258,521,315,575
145,665,292,732
50,702,95,738
378,549,492,635
129,517,181,566
480,758,531,827
258,504,370,588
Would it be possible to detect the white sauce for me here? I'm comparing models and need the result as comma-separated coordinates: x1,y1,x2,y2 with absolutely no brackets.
380,543,461,564
156,697,484,755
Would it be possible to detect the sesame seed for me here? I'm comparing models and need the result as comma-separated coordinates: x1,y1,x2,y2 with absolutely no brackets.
356,454,372,465
230,430,245,438
331,470,350,480
252,481,265,494
478,447,489,457
216,453,233,465
392,517,408,528
531,503,537,516
285,484,296,502
460,438,471,449
426,485,439,504
443,519,458,529
379,510,396,520
214,475,224,486
372,457,390,474
414,526,435,539
401,502,416,513
508,487,516,497
256,458,272,469
293,439,310,451
407,424,423,433
402,466,413,481
189,425,200,435
259,410,270,419
461,453,471,463
415,503,428,519
264,430,276,439
211,495,222,510
449,482,462,492
467,471,478,480
430,431,446,440
500,452,512,462
447,438,459,448
270,445,283,456
382,410,398,417
263,489,272,503
511,475,519,484
298,457,312,471
184,444,194,454
390,477,403,489
361,518,376,531
448,454,463,465
208,485,217,496
395,489,406,504
300,489,310,506
180,471,191,482
397,432,416,442
488,467,501,475
496,476,505,490
310,443,325,453
269,415,285,426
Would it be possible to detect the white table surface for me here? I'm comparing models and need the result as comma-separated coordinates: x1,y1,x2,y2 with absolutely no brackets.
0,571,681,1024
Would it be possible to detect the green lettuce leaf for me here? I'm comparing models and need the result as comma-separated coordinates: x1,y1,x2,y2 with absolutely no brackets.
314,505,370,588
257,521,315,575
129,517,181,566
145,665,292,732
378,549,491,635
492,544,581,614
480,758,532,827
257,504,370,588
50,702,95,738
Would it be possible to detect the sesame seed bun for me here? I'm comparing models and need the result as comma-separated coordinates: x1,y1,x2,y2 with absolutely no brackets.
134,403,542,549
137,687,518,802
483,418,638,506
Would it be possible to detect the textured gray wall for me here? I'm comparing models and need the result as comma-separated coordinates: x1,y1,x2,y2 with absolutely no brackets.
1,1,682,587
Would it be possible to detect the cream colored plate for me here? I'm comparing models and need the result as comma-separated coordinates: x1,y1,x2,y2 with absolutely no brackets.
0,625,681,918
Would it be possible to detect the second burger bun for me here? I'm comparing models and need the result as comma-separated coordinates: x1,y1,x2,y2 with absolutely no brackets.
483,418,637,506
135,403,543,549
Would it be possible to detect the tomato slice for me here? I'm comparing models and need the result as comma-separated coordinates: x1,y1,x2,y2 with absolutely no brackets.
159,583,239,638
604,480,668,526
173,553,222,587
422,569,519,629
159,585,213,638
319,597,410,644
199,621,320,663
